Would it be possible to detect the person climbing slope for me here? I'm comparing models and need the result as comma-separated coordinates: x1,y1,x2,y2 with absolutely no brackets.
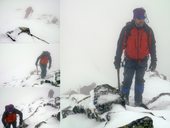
35,51,52,79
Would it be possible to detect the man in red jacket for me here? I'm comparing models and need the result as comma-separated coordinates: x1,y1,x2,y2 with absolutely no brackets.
36,51,52,79
114,8,157,106
2,104,23,128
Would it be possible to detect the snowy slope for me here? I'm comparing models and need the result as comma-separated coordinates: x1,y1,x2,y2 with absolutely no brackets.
17,97,59,128
0,60,60,127
60,73,170,128
1,69,59,87
0,0,60,85
0,87,60,128
0,0,59,44
0,1,60,127
0,43,60,86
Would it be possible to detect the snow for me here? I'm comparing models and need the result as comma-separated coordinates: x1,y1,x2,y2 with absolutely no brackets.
0,0,60,127
0,0,59,44
0,0,60,84
59,1,170,126
1,0,170,127
97,94,120,104
60,74,170,128
0,87,60,128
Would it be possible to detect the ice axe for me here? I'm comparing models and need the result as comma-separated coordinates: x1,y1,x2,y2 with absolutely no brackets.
29,33,50,44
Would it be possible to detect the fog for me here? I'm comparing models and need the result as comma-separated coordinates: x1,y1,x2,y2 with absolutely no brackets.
0,0,60,83
60,0,170,93
0,44,60,84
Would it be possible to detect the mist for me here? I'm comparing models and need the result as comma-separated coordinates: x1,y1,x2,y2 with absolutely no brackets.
60,0,170,93
0,0,60,83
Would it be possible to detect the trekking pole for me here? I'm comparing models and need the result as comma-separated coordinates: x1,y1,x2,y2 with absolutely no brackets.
29,33,50,44
117,68,121,92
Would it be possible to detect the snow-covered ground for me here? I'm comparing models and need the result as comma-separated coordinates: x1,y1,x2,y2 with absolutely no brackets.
0,67,60,127
60,73,170,128
0,87,60,128
0,0,59,44
0,0,60,127
0,0,60,85
1,68,59,87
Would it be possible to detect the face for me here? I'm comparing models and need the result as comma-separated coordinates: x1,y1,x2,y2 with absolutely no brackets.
134,18,145,27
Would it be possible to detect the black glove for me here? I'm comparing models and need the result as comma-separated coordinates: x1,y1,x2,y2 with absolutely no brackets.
149,61,157,71
114,57,121,69
48,65,51,69
5,123,9,127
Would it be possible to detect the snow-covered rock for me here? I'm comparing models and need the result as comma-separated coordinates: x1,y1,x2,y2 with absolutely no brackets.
60,74,170,128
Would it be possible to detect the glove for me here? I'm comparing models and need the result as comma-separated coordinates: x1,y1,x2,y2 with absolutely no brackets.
114,57,121,69
5,123,9,127
48,65,51,69
149,61,157,71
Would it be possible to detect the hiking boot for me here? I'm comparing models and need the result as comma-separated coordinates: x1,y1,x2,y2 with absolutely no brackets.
135,102,148,109
121,94,129,105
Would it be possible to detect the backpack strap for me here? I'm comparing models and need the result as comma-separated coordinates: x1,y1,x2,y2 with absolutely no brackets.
143,24,152,52
122,21,135,49
123,21,152,52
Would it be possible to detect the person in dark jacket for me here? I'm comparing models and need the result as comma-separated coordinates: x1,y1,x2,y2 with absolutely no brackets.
2,104,23,128
35,51,52,79
114,8,157,106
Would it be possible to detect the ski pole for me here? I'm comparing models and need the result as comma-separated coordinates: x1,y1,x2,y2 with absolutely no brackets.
29,34,50,44
117,68,121,92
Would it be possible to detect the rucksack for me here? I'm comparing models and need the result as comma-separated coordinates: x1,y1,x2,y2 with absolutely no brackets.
40,55,49,64
122,21,152,60
5,112,17,123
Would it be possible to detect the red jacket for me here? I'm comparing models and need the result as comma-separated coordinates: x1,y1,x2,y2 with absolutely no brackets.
115,20,157,62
